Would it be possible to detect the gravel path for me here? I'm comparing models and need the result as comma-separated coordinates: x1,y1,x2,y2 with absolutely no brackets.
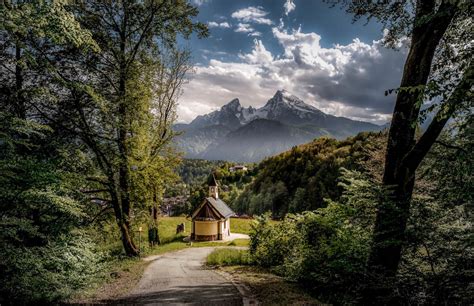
120,247,243,305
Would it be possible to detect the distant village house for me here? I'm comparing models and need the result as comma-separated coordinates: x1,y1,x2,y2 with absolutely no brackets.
229,165,248,172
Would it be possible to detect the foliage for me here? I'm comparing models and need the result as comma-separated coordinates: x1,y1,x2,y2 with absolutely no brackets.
4,1,210,256
206,248,252,266
0,4,108,302
249,120,473,304
329,0,473,286
249,169,378,302
0,0,209,302
395,119,473,305
0,115,103,303
234,132,386,217
1,233,103,304
177,159,225,185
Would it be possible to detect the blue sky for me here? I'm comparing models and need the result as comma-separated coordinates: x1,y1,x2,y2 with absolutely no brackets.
178,0,409,124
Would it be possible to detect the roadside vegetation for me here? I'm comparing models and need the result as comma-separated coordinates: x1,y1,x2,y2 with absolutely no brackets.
207,248,252,266
71,217,253,302
206,127,472,304
223,266,322,306
0,1,208,303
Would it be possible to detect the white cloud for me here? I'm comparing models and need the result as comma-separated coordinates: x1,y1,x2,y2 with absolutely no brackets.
231,6,273,25
235,23,262,37
235,23,254,33
191,0,210,6
239,39,273,64
284,0,296,15
179,27,408,124
208,21,230,28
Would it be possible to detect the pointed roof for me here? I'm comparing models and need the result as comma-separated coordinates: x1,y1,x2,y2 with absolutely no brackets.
208,173,218,186
194,202,221,220
191,197,235,220
205,197,234,218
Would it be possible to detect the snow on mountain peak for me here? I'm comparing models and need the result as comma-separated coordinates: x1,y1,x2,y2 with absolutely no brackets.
190,90,326,129
264,90,320,113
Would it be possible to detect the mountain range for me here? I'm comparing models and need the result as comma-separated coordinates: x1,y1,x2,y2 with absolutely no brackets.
174,90,382,162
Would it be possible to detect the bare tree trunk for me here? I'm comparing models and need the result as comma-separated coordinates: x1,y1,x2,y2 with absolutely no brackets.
367,0,456,279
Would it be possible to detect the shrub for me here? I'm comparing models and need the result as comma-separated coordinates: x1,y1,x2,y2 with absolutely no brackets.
249,169,378,302
0,233,104,303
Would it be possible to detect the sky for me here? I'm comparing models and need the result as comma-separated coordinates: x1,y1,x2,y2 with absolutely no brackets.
177,0,409,124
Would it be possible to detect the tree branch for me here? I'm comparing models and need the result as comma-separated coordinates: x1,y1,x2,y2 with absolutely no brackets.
402,63,473,172
434,140,468,154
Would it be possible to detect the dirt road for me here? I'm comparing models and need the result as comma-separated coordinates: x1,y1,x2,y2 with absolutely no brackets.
120,247,243,305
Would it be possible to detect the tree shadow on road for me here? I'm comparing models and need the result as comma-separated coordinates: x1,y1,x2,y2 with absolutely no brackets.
108,283,243,305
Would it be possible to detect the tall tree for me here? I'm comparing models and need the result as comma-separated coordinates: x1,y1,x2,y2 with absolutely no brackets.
328,0,473,285
42,1,206,256
3,1,207,256
0,2,104,302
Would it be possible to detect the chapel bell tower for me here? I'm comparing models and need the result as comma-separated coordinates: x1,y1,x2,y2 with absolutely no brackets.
209,174,218,199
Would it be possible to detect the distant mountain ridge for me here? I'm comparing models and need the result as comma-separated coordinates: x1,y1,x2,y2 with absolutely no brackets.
175,90,381,162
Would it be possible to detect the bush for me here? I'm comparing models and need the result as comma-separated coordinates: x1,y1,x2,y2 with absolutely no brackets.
0,116,105,303
206,248,253,266
249,169,378,303
0,233,104,304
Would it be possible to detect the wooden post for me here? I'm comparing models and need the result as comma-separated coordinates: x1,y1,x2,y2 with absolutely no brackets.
138,226,142,256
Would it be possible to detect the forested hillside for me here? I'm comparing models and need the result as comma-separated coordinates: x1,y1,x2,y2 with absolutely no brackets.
177,159,225,185
233,132,386,217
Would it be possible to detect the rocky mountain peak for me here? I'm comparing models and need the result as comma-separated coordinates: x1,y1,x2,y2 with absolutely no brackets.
221,98,241,112
176,89,381,162
263,90,318,113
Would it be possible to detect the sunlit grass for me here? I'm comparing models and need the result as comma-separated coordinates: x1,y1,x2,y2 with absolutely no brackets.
229,217,256,234
206,248,252,266
131,217,253,256
99,217,259,257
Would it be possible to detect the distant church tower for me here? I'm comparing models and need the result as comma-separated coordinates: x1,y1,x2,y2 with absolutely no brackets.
209,174,219,199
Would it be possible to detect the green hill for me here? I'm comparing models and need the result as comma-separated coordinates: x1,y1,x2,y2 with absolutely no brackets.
232,131,386,218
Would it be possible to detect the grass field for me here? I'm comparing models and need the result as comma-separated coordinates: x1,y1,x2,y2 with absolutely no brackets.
136,216,255,245
98,216,258,257
130,216,253,256
229,217,256,234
